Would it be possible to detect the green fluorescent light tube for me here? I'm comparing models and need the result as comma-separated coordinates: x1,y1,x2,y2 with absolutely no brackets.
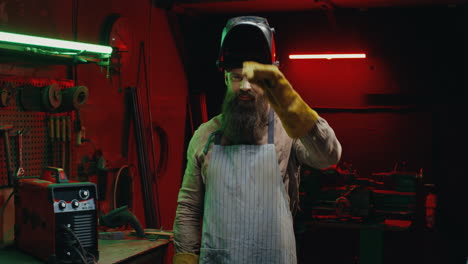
0,31,113,54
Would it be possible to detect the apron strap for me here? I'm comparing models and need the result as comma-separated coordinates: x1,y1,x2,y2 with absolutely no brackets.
214,131,223,145
204,130,221,154
268,109,274,144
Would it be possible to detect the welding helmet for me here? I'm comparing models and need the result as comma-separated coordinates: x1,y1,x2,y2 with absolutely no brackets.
216,16,278,71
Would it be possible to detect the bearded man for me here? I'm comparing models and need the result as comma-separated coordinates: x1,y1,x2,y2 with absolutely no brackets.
173,16,342,264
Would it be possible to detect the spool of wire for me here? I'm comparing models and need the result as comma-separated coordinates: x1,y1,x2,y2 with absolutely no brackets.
43,83,62,111
20,83,62,112
59,86,89,112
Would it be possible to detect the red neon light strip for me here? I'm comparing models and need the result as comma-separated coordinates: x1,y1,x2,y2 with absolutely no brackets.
289,53,366,59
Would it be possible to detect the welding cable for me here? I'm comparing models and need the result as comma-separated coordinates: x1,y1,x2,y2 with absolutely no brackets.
71,246,89,264
60,225,87,260
80,138,96,153
113,164,136,210
113,165,129,210
0,190,15,219
71,241,96,264
85,250,97,264
63,226,97,264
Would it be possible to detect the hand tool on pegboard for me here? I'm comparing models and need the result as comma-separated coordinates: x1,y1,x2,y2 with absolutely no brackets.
55,116,61,168
0,124,14,186
66,115,72,178
60,116,66,174
48,116,55,167
14,128,29,178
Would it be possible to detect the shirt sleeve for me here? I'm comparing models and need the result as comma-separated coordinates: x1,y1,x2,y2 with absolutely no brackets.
173,130,205,254
293,117,342,169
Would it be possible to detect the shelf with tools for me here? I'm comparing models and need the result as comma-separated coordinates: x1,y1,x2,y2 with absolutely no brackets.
0,76,88,187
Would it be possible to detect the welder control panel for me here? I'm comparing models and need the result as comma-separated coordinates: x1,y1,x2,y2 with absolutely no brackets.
52,186,97,213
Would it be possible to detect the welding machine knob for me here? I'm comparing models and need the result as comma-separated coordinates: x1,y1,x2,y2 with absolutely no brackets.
71,199,79,208
58,201,67,210
79,189,90,200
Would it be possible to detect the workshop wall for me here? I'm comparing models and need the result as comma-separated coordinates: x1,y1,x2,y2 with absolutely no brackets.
275,8,464,180
0,0,188,238
73,0,188,232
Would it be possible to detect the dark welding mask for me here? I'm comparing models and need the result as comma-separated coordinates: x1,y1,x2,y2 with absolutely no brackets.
216,16,277,71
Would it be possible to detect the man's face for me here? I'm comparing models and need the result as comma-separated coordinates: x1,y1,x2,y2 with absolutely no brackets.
224,68,264,103
221,68,268,144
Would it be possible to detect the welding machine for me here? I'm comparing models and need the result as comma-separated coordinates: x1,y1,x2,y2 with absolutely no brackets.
15,167,99,263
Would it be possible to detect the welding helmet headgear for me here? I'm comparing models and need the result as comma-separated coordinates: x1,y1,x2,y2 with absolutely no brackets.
216,16,278,71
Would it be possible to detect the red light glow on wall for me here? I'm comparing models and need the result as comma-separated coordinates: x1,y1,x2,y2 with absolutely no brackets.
289,53,366,60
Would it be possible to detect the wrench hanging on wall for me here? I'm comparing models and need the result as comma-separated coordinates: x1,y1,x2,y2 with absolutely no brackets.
14,128,29,178
0,124,14,186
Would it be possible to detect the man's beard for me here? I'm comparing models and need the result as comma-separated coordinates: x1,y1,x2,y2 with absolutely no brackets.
221,90,269,145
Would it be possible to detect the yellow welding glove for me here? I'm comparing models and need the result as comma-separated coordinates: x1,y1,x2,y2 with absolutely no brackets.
173,253,199,264
243,61,319,138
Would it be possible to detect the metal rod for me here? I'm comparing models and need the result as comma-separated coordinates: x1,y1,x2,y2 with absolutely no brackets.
128,87,158,228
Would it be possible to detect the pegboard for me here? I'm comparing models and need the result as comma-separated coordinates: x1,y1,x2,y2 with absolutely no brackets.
0,76,77,187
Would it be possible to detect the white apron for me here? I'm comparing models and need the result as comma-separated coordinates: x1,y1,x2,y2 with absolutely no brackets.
200,110,297,264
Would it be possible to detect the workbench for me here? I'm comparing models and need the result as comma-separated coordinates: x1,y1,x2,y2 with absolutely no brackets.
0,231,171,264
295,219,433,264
